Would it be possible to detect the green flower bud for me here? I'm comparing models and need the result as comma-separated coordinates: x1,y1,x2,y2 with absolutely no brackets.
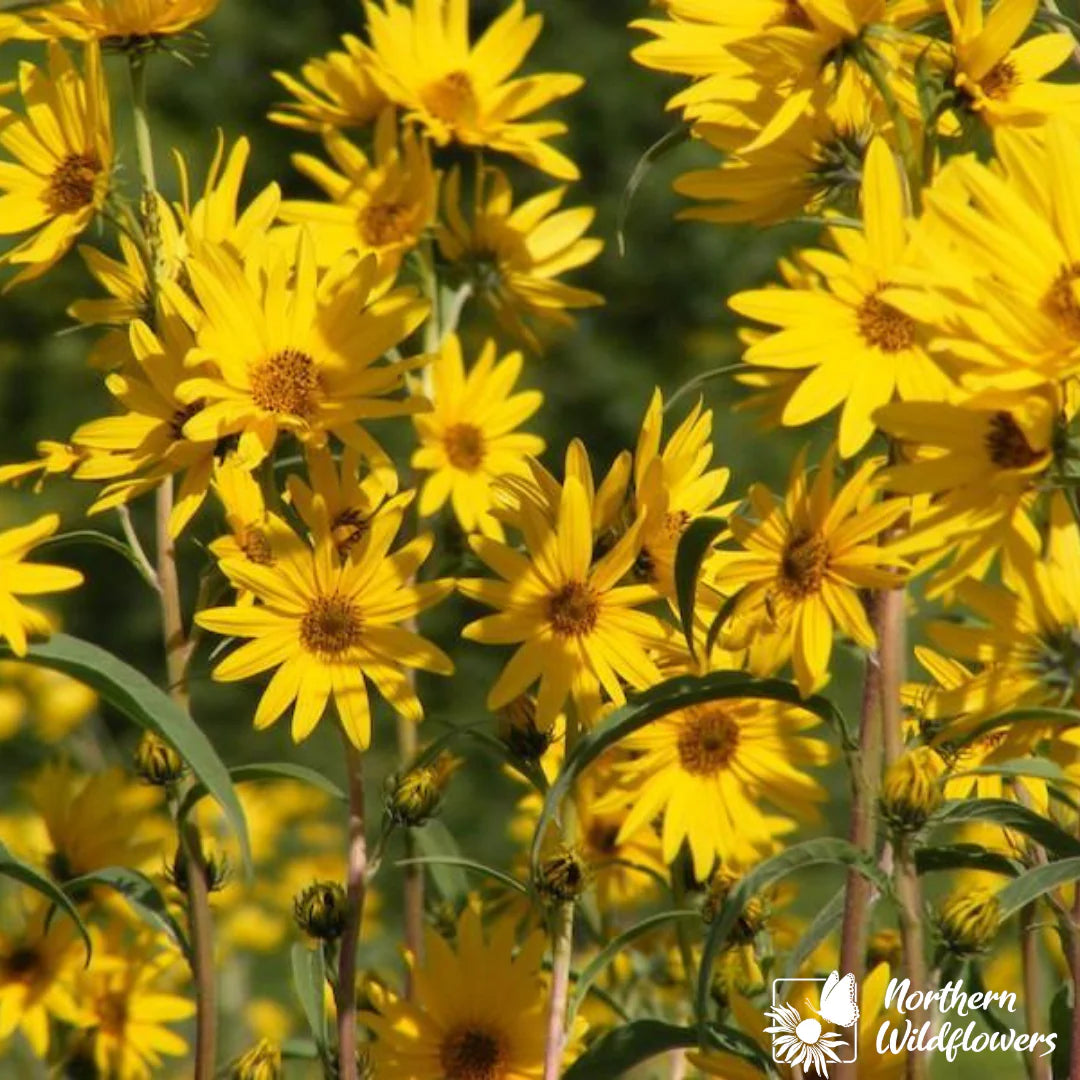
702,866,768,943
293,880,348,941
167,844,229,895
387,752,459,827
497,695,554,762
937,888,1002,956
536,845,589,903
133,732,186,786
880,747,945,832
230,1039,282,1080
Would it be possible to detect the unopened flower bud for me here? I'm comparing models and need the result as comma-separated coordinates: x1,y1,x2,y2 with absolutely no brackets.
293,881,348,942
133,732,186,786
867,928,903,969
880,747,945,832
937,888,1001,956
702,866,768,943
229,1039,281,1080
167,844,229,895
536,845,589,903
387,752,459,827
497,696,553,762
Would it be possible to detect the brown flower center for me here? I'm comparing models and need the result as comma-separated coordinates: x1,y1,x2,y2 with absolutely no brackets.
422,70,479,125
979,59,1018,101
2,946,41,981
439,1024,508,1080
677,705,740,776
239,525,274,565
664,509,692,538
249,349,319,418
586,819,621,856
45,151,102,214
547,581,599,638
300,595,363,658
332,507,370,556
780,530,829,597
97,991,128,1035
857,292,916,352
984,411,1043,470
359,200,412,247
444,422,485,471
1044,264,1080,339
169,401,203,440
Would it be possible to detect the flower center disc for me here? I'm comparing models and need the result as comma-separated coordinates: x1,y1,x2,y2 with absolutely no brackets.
857,292,916,352
423,70,479,125
250,349,319,418
444,422,485,471
439,1024,508,1080
984,411,1043,470
547,581,599,638
780,531,829,596
239,525,274,566
677,706,740,776
359,200,411,247
300,595,363,658
1045,263,1080,339
979,59,1018,101
46,151,102,214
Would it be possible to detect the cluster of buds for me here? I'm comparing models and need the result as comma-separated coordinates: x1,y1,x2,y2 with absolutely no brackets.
385,751,460,828
292,880,348,942
880,746,945,833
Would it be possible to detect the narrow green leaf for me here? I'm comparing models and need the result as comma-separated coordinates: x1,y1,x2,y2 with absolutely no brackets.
1050,982,1072,1080
178,762,346,821
663,366,743,416
914,844,1021,878
411,819,470,903
562,1020,696,1080
280,1037,320,1060
931,799,1080,858
695,838,891,1033
39,530,157,590
948,758,1074,786
781,885,845,980
0,842,91,963
995,857,1080,919
396,855,528,896
63,867,190,963
531,672,843,874
704,586,747,667
954,707,1080,747
290,942,328,1051
0,634,251,871
674,516,727,659
617,122,691,256
568,910,699,1021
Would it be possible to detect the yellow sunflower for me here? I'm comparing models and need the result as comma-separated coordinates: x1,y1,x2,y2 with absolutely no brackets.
730,137,957,457
411,333,544,539
602,695,830,880
366,902,565,1079
460,441,673,730
196,495,453,748
714,449,911,695
0,513,83,657
167,234,430,484
270,34,387,132
361,0,583,179
437,166,603,349
25,0,218,39
0,42,112,286
0,903,88,1057
280,108,438,279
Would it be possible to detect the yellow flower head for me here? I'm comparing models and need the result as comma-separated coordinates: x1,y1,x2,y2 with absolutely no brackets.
438,166,603,349
0,440,83,491
270,34,388,132
0,513,82,657
0,42,112,287
460,440,673,730
362,0,583,179
25,0,219,39
168,233,430,485
944,0,1080,128
197,495,453,748
412,333,545,539
731,137,957,456
715,449,910,695
230,1038,283,1080
208,459,301,573
280,108,438,280
366,901,561,1079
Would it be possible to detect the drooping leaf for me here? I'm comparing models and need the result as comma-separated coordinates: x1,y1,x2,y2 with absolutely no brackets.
178,762,346,821
954,707,1080,747
674,516,727,659
695,838,891,1032
39,529,158,591
396,854,528,896
0,634,251,870
949,758,1074,786
531,673,844,873
410,819,470,903
0,841,91,962
915,844,1021,878
617,123,691,256
568,910,700,1021
931,799,1080,858
995,857,1080,919
290,942,328,1052
63,867,190,963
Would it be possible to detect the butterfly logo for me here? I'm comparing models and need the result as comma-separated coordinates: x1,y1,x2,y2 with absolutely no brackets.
766,970,860,1076
810,970,860,1028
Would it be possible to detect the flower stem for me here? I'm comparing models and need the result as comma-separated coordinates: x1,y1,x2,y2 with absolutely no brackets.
543,901,575,1080
396,717,424,998
1069,876,1080,1080
1021,903,1049,1080
337,735,368,1080
895,833,928,1080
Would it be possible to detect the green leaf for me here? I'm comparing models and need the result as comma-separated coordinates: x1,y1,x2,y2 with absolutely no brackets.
931,799,1080,858
280,1037,320,1060
674,516,727,660
178,762,346,821
39,529,157,591
704,587,747,669
568,910,699,1021
0,634,251,871
617,122,691,256
995,857,1080,919
948,758,1074,786
396,854,528,896
780,885,845,980
62,867,190,963
915,844,1021,878
663,366,744,416
1050,982,1072,1080
290,942,328,1051
531,672,843,873
696,838,891,1033
0,841,91,963
562,1020,696,1080
955,707,1080,747
410,819,470,903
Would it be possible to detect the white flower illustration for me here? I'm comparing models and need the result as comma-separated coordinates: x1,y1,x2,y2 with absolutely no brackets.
764,1001,849,1077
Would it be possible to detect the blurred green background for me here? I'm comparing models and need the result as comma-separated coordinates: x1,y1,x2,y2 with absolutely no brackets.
0,1,1060,1076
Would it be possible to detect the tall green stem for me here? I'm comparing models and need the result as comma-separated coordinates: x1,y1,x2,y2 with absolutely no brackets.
337,737,368,1080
